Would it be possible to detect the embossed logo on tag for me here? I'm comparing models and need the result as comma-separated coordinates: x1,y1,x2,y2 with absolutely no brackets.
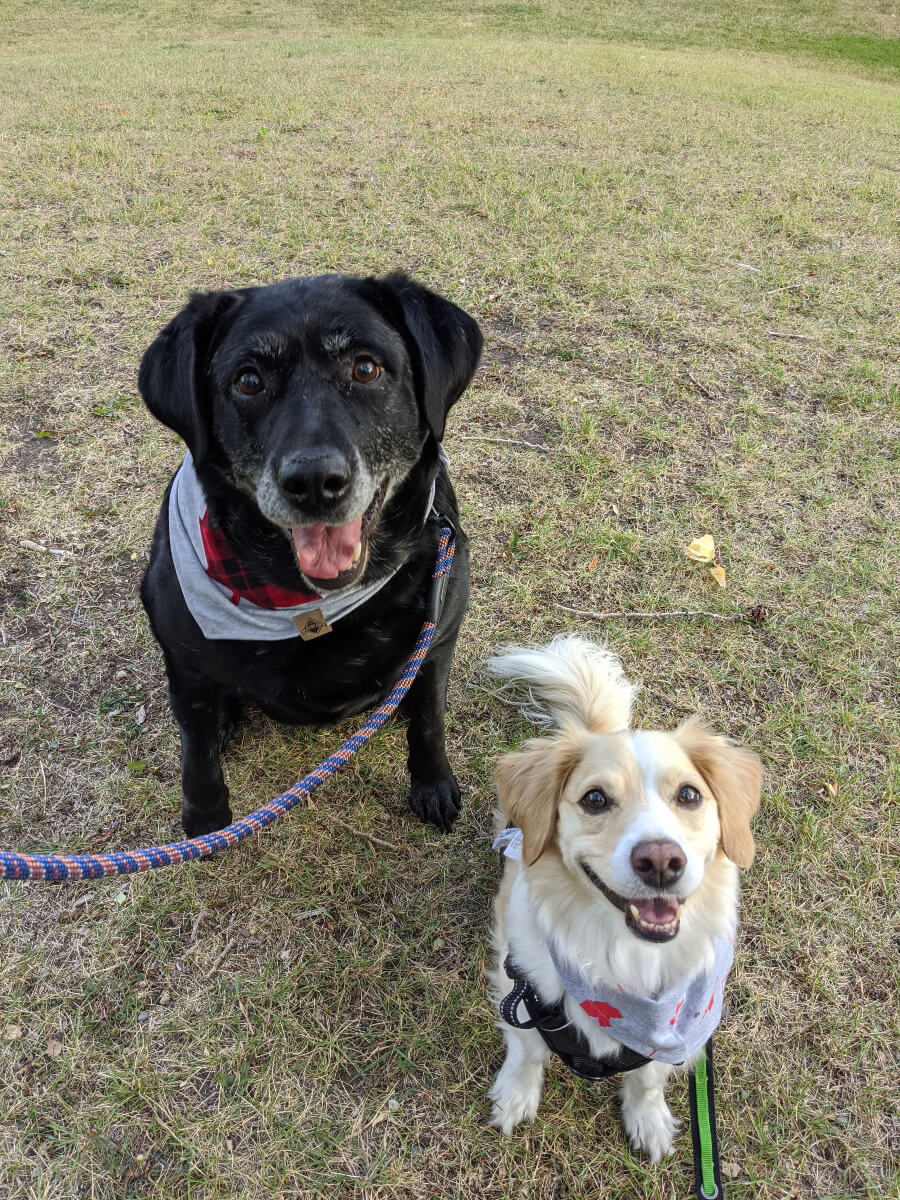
295,609,333,641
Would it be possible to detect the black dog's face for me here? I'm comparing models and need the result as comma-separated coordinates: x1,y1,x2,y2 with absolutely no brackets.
208,279,426,589
139,273,482,590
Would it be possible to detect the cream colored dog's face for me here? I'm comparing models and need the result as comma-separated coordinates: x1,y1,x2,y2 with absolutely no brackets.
497,719,761,943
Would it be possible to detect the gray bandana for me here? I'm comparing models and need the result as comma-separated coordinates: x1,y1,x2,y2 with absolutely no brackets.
168,453,435,641
494,827,733,1065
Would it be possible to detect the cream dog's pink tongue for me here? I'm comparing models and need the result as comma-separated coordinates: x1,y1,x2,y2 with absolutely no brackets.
631,897,680,927
291,517,363,580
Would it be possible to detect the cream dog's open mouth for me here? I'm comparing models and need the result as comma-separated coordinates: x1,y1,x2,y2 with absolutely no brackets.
581,861,682,943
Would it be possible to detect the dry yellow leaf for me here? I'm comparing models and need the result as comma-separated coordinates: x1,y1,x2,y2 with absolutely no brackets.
709,564,727,588
587,555,599,572
685,534,716,562
825,780,838,798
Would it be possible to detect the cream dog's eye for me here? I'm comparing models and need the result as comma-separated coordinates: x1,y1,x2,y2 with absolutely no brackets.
580,788,612,813
677,785,702,807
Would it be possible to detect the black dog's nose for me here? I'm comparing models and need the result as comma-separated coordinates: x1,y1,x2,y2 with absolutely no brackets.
630,840,686,889
279,449,352,508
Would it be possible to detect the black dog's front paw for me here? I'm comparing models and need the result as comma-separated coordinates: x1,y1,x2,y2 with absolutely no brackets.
182,799,233,838
409,775,461,833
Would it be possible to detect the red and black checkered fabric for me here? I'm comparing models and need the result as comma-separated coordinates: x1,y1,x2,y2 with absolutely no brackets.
199,510,320,609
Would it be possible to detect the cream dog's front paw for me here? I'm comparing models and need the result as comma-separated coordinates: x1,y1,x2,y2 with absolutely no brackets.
620,1090,680,1162
488,1061,544,1136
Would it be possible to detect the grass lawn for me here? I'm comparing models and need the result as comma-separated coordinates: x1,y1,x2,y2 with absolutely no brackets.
1,3,898,1198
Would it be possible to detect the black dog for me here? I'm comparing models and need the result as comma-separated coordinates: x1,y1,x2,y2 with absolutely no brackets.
139,273,481,837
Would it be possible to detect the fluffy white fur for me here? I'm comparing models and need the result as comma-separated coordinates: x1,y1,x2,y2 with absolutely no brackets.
488,635,636,733
486,637,761,1162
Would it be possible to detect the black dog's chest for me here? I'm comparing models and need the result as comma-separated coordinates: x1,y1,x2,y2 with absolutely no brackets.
223,601,425,725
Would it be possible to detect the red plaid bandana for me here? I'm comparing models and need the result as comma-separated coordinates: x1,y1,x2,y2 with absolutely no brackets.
200,510,320,609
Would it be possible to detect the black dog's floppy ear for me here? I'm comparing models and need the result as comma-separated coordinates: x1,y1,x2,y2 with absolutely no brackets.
373,273,483,441
138,290,243,465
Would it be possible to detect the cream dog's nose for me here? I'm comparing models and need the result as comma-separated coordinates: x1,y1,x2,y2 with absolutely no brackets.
630,840,686,889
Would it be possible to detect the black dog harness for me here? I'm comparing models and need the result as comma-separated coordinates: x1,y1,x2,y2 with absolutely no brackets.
499,955,651,1080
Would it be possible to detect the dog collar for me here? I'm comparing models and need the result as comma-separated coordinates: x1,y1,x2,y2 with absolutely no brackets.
494,827,734,1065
168,452,436,641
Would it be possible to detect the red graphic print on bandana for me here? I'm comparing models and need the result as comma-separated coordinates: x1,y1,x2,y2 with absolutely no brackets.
581,1000,623,1027
200,511,320,609
669,998,685,1027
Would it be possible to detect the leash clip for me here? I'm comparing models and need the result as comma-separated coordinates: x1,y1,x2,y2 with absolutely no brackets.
426,571,450,624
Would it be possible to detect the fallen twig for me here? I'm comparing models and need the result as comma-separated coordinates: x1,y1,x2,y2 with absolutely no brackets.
324,815,410,854
203,936,237,979
766,330,813,341
294,906,330,922
20,539,75,557
456,435,551,453
685,372,721,402
556,603,771,626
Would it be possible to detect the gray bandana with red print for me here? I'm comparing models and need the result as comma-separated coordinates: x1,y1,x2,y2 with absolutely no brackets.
169,453,434,641
548,937,733,1065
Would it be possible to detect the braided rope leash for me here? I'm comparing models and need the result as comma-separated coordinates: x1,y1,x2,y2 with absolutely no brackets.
1,528,455,883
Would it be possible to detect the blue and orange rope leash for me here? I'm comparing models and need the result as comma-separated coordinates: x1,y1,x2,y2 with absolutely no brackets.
0,527,455,883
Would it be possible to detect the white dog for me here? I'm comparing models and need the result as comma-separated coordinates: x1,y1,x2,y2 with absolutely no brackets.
487,636,761,1162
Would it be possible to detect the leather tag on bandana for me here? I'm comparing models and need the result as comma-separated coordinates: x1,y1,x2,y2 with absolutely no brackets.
295,609,333,641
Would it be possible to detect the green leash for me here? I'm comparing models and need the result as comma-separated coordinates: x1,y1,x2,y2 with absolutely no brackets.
689,1039,724,1199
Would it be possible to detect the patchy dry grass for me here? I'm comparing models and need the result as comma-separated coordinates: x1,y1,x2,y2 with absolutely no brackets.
3,1,899,76
1,4,898,1199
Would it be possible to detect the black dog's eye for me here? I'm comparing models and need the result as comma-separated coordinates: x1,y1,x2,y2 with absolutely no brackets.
580,789,612,813
234,370,263,396
352,358,381,384
677,785,702,807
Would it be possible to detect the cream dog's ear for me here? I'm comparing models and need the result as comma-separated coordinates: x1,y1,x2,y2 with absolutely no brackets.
495,732,582,866
676,718,762,868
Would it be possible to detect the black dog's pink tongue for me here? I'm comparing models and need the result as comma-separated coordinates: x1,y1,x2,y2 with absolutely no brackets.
291,519,363,580
632,897,680,926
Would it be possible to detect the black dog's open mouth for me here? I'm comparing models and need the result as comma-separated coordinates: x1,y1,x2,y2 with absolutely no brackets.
581,862,682,943
290,481,387,591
